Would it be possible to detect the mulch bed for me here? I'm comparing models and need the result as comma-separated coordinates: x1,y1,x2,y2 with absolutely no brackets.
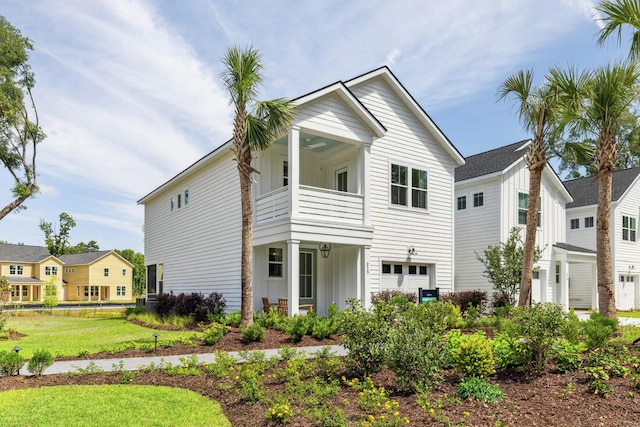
2,327,640,426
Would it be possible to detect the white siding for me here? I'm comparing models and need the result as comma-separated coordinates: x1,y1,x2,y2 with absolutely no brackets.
351,77,456,296
612,176,640,309
143,149,243,309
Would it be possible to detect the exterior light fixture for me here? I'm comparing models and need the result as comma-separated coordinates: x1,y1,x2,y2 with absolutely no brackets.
153,333,159,354
408,247,417,256
13,346,22,375
319,243,332,259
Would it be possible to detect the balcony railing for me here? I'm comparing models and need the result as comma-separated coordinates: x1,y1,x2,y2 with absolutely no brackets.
255,185,364,226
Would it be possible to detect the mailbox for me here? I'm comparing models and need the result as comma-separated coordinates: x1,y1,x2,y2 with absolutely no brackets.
418,287,439,303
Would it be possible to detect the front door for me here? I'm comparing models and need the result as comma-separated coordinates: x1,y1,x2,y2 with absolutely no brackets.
299,251,316,310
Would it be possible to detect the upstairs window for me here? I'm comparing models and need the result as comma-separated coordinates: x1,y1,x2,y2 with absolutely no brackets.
9,265,23,275
184,189,189,206
336,168,348,192
177,193,182,209
473,192,484,207
622,215,637,242
585,216,594,228
45,266,58,276
283,161,289,187
390,164,408,206
570,219,580,230
457,196,467,211
518,192,541,226
411,168,428,209
104,268,110,277
122,269,127,276
390,164,428,209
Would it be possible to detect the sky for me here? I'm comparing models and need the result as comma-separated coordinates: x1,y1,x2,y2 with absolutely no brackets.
0,0,630,253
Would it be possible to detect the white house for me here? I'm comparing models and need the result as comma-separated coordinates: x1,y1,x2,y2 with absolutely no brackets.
564,167,640,310
138,67,465,315
454,140,596,310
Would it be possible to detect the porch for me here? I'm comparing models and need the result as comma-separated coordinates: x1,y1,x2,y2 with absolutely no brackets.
3,282,42,302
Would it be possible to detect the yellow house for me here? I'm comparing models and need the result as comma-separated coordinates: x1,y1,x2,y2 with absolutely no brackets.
59,251,134,302
0,243,64,302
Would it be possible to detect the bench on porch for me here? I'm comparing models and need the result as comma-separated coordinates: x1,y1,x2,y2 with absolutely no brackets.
276,298,313,316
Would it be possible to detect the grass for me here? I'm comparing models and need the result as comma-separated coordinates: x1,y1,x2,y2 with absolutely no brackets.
0,314,200,358
618,310,640,318
0,385,231,427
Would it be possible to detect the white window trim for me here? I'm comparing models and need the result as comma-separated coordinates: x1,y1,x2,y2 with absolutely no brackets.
570,218,580,230
387,160,430,212
456,195,467,211
472,191,485,208
622,214,637,242
267,246,285,279
517,191,541,228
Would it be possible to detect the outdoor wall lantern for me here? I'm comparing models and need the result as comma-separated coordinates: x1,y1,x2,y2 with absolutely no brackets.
153,333,159,354
319,243,332,259
408,246,417,256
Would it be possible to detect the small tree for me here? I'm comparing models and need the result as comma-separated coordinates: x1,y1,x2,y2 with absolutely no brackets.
475,227,543,306
43,277,58,308
0,276,12,332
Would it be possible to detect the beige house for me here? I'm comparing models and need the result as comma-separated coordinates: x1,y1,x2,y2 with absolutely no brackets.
0,243,64,302
59,251,134,302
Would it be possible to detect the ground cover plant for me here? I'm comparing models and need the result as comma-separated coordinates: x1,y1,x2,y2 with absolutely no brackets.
1,298,640,425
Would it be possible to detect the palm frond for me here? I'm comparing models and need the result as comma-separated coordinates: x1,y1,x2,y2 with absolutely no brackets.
246,98,294,151
220,45,263,108
596,0,640,61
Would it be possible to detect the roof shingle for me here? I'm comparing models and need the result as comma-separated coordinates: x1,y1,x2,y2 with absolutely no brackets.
455,140,530,182
564,167,640,208
0,243,52,263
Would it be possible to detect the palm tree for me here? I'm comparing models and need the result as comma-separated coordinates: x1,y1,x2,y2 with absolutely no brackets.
597,0,640,61
498,70,559,306
551,62,640,318
220,46,293,327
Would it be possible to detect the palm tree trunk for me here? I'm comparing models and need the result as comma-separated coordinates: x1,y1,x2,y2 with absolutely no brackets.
518,139,545,306
596,130,617,318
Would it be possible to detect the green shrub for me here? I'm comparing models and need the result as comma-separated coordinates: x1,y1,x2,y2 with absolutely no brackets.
582,312,618,350
288,315,310,342
462,302,481,328
551,339,584,373
311,317,337,339
441,290,487,313
125,306,146,316
221,311,242,327
0,350,25,376
27,349,53,377
491,333,520,370
500,302,567,374
201,322,229,345
561,309,582,344
241,323,265,343
452,332,495,378
457,377,503,402
371,289,417,305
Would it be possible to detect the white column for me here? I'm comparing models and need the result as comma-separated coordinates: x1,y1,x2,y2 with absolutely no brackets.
288,126,300,218
287,239,300,316
591,263,598,310
560,260,569,312
358,142,372,225
361,246,371,308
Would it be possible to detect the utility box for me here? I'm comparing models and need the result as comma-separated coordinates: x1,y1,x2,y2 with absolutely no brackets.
418,287,439,303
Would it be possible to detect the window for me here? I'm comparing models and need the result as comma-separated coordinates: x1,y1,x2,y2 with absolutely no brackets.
177,193,182,209
91,286,99,297
585,217,594,228
419,266,428,275
517,192,541,226
184,189,189,206
411,168,428,209
104,268,110,277
45,266,58,276
122,269,127,276
457,196,467,211
117,286,126,296
336,168,348,192
390,164,408,206
382,263,391,274
408,265,417,274
84,286,89,297
555,263,560,284
283,161,288,186
9,265,23,275
170,197,175,212
65,268,75,273
532,270,540,279
473,192,484,207
570,219,580,230
393,264,403,274
22,286,28,297
622,215,637,241
268,248,283,277
77,286,81,297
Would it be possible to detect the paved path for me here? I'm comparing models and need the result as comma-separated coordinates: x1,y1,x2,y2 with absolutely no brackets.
575,311,640,326
21,345,348,377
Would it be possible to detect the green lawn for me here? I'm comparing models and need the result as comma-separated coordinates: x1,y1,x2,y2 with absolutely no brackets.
1,315,200,358
618,311,640,318
0,385,230,427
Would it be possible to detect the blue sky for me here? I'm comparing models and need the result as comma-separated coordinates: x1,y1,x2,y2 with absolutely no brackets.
0,0,629,253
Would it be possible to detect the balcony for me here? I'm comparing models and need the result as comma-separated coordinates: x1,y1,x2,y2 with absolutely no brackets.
256,185,364,226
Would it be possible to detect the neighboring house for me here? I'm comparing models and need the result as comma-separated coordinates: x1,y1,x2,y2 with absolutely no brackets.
564,167,640,310
138,66,465,315
0,243,64,302
454,141,596,310
59,251,134,302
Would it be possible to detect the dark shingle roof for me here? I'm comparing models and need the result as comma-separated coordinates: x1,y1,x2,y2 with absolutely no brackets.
564,167,640,208
553,243,596,254
455,140,530,182
58,250,112,265
0,243,52,263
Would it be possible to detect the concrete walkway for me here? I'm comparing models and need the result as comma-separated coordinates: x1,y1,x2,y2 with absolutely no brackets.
575,311,640,326
21,345,348,377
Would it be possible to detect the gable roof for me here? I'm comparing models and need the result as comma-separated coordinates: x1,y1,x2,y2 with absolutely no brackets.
138,66,464,204
0,243,55,263
564,167,640,208
58,250,133,267
345,66,464,166
455,140,530,182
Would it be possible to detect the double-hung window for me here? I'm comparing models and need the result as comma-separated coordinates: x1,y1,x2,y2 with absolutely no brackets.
473,192,484,207
104,268,110,277
518,192,541,226
457,196,467,211
622,215,637,242
9,265,23,275
570,219,579,229
585,217,594,228
268,248,283,277
390,164,428,209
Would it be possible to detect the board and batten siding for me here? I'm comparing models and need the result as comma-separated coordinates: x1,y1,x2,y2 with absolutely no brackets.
350,77,457,295
454,177,501,294
612,177,640,309
143,149,243,309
